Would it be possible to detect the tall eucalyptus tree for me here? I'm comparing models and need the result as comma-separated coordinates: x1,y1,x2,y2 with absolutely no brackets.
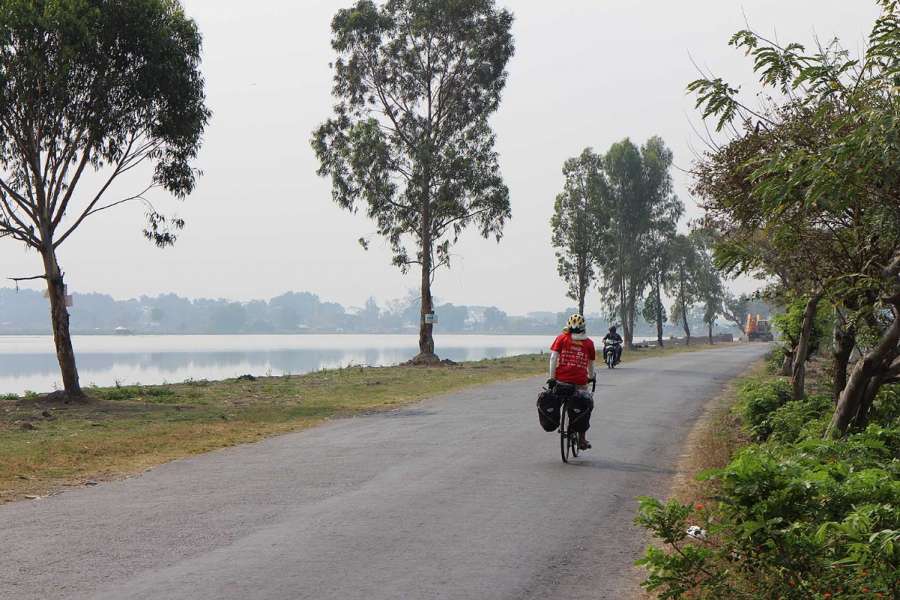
313,0,515,363
550,148,605,315
596,136,681,348
0,0,209,398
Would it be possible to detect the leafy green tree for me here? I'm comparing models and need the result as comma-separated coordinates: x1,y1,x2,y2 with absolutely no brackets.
698,265,724,345
692,230,725,344
666,235,700,344
550,148,605,314
596,137,681,348
642,141,683,348
640,293,667,346
689,0,900,432
0,0,209,398
722,293,752,335
312,0,514,363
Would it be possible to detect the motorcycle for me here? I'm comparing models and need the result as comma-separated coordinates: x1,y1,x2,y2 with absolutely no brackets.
604,340,622,369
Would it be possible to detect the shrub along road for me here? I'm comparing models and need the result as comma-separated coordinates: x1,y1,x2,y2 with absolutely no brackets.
0,344,767,600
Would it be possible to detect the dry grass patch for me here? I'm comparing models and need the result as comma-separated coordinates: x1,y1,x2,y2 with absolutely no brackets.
1,354,547,502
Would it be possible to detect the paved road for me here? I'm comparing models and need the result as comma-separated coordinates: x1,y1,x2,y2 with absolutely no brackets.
0,344,766,600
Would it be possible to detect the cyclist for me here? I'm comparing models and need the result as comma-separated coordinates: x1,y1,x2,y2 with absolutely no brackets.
602,325,624,366
547,314,595,450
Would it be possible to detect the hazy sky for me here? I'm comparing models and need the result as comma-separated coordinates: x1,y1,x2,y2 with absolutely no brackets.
0,1,881,315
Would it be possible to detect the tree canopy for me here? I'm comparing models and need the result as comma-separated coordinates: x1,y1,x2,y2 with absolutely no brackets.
0,0,209,251
689,0,900,434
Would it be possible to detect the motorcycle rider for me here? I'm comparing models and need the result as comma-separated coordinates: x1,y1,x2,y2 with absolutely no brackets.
602,325,624,366
547,314,595,450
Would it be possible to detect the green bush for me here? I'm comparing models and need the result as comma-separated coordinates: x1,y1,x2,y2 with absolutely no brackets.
766,393,832,443
637,376,900,599
638,426,900,598
867,384,900,426
766,345,788,373
735,378,792,441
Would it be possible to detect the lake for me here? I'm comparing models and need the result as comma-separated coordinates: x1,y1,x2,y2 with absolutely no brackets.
0,334,566,395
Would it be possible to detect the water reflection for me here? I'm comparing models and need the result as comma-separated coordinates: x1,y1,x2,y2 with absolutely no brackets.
0,335,546,394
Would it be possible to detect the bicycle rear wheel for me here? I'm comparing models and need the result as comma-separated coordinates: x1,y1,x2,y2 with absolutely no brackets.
559,402,570,463
571,429,580,458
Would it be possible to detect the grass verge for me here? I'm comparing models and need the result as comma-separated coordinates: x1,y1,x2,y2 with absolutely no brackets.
1,341,741,504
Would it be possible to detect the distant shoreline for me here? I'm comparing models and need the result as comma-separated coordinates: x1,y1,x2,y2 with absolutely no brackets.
0,331,708,338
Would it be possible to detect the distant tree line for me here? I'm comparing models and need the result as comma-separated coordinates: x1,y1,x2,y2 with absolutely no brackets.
0,287,743,337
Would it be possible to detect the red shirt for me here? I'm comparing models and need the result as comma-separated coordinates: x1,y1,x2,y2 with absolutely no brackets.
550,333,596,385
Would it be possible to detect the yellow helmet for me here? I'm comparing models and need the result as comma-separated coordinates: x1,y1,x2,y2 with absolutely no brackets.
566,313,586,333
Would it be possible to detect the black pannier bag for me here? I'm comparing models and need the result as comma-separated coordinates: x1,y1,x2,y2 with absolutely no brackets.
566,392,593,434
536,389,561,432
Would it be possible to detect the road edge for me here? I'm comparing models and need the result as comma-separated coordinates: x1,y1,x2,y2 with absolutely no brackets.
631,356,766,598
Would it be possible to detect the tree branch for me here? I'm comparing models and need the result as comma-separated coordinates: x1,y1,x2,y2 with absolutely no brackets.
53,135,153,248
8,274,47,291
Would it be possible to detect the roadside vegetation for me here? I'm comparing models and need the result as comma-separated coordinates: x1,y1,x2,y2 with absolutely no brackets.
637,351,899,599
637,3,900,597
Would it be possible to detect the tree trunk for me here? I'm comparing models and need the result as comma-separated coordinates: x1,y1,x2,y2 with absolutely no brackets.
41,247,83,398
832,312,855,404
654,276,664,348
854,372,885,429
576,255,588,316
708,321,714,345
625,292,636,349
416,257,437,363
679,268,690,345
827,302,900,437
781,347,795,376
791,293,821,401
414,198,438,363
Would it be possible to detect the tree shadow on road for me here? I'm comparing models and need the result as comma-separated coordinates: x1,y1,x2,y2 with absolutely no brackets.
569,458,675,475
